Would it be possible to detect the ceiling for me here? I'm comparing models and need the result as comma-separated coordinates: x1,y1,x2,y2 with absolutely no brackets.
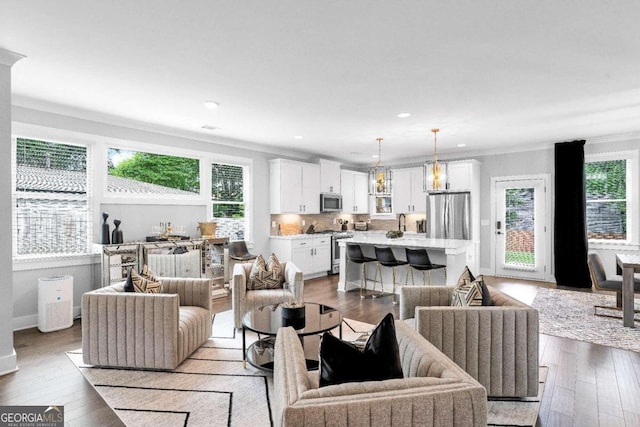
2,1,640,166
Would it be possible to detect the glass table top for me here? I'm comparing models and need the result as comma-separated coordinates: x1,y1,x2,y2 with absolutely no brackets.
242,302,342,336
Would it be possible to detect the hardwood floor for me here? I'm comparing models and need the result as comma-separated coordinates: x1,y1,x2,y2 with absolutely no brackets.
2,275,640,426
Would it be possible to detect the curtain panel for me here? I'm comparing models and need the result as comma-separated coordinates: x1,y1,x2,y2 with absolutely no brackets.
554,140,591,288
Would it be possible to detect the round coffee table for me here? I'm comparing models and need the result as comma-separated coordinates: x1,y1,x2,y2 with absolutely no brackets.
242,302,342,372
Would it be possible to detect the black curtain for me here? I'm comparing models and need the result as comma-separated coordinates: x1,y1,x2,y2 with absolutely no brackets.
554,140,591,287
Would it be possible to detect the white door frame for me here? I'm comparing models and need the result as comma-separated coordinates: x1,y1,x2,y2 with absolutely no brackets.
490,174,552,281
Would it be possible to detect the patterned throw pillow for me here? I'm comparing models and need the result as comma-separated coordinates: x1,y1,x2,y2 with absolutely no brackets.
140,264,159,282
130,269,161,293
451,277,484,306
248,254,283,290
453,266,491,306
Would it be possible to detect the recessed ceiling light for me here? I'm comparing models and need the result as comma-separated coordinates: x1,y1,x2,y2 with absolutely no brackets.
293,135,303,140
204,101,219,109
201,125,220,130
397,112,411,118
372,154,379,158
457,143,466,147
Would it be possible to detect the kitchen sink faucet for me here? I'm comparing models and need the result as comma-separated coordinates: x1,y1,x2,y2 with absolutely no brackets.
398,213,406,232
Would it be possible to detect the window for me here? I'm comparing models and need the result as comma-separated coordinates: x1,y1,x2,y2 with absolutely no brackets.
14,138,90,258
108,148,200,195
585,151,636,243
211,162,247,240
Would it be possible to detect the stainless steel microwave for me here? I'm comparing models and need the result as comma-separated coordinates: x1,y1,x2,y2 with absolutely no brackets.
320,193,342,212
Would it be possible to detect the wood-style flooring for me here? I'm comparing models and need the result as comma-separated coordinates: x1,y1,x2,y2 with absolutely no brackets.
2,275,639,426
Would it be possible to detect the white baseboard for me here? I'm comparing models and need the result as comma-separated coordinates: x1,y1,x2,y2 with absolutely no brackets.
13,306,82,331
0,349,18,376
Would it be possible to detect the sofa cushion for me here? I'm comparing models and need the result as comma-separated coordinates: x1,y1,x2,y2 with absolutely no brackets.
319,313,403,387
248,254,283,290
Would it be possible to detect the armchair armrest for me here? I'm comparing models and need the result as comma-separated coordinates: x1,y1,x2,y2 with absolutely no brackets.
283,262,303,287
82,292,180,369
399,286,452,320
160,277,211,310
232,263,249,328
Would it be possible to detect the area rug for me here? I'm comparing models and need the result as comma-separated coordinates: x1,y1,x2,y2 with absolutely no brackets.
68,311,545,426
532,287,640,353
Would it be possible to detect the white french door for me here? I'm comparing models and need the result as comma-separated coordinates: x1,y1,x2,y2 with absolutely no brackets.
493,177,547,280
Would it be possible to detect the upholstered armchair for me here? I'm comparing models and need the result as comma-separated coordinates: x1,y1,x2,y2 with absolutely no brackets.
231,261,303,329
400,286,539,398
82,277,212,370
273,320,487,427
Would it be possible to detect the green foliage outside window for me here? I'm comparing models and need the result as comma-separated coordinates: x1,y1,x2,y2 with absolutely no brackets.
108,149,200,193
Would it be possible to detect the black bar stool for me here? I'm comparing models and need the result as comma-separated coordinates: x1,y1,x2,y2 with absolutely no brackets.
404,247,447,286
374,246,408,304
346,244,377,298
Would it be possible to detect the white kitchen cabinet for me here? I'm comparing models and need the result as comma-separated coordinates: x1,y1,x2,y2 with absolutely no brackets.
270,235,331,278
341,169,368,214
447,160,478,191
393,167,425,213
319,159,341,194
423,159,480,192
270,159,320,214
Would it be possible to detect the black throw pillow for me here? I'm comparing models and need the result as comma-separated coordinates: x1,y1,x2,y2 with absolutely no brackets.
319,313,403,387
123,268,135,292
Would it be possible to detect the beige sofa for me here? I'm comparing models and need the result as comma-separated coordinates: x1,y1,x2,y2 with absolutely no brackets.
82,277,212,370
400,286,539,398
232,261,303,329
273,320,487,427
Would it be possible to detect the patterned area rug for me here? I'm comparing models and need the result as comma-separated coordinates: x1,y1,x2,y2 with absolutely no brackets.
532,288,640,352
68,311,545,426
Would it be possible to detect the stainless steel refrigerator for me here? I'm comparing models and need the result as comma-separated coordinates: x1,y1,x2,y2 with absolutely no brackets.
425,191,471,239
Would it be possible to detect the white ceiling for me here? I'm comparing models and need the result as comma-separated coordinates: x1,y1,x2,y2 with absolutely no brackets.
2,1,640,165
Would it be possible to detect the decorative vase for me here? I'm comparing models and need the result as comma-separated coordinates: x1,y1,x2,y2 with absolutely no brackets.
101,212,110,244
112,219,124,244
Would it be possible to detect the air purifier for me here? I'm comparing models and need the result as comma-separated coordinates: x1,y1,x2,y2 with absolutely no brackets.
38,275,73,333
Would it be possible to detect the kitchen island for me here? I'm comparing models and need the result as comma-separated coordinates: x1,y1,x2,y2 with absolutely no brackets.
337,232,474,293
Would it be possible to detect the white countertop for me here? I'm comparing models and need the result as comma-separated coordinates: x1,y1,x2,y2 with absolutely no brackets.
338,231,473,252
270,233,332,240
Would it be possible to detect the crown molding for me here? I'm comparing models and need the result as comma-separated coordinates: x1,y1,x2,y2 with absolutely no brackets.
0,48,25,67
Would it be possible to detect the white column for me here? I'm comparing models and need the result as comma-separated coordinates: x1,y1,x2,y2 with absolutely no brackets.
0,47,25,376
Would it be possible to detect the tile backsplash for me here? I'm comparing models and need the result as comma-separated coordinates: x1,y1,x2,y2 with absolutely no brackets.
269,213,427,235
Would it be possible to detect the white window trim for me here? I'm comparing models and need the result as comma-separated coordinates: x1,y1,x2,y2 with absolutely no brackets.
209,157,253,244
102,140,210,204
586,149,639,249
12,135,94,263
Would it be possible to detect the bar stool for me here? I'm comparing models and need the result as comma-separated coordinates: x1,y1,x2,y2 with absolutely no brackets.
404,248,447,286
374,246,408,304
346,244,377,298
228,240,257,285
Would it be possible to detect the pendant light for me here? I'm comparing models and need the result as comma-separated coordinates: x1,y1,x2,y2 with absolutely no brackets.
424,128,447,192
368,137,393,195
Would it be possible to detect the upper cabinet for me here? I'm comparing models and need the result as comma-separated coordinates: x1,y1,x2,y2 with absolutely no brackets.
341,169,368,214
446,160,480,191
270,159,320,214
393,167,425,213
319,159,341,194
424,159,480,192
